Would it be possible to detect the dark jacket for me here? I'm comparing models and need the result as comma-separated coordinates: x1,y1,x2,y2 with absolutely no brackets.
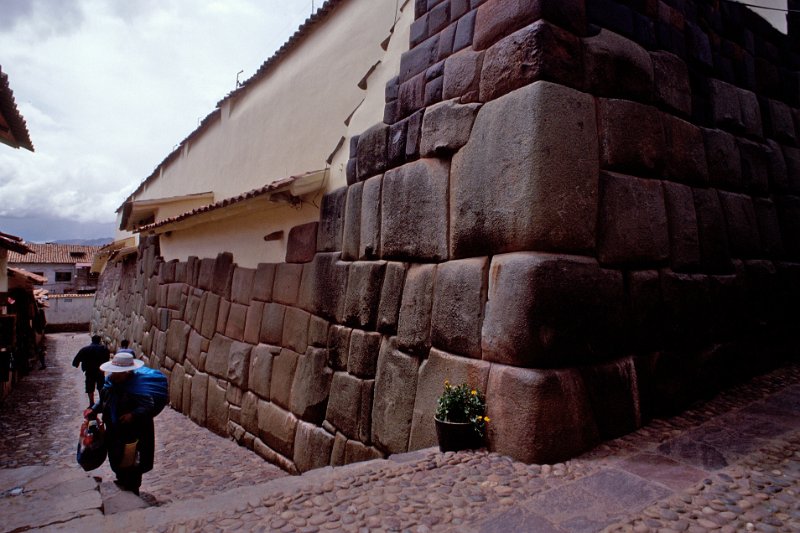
72,342,110,373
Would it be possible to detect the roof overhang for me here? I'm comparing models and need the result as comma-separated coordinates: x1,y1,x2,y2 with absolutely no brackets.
0,67,34,152
92,237,137,273
120,191,215,232
7,266,47,289
0,231,34,254
137,169,328,236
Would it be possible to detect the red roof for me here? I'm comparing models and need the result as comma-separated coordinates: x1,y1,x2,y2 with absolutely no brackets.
0,230,34,254
120,0,346,210
8,243,102,264
0,66,34,152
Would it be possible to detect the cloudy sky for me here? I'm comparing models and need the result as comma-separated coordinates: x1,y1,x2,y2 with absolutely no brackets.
0,0,318,243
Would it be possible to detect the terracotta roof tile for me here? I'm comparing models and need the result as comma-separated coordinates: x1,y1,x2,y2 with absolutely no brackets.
0,230,34,254
7,243,102,264
137,174,305,232
0,66,34,152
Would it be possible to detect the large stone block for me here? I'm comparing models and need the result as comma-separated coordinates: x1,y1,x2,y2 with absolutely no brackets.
396,264,436,355
327,325,351,371
294,421,335,473
227,340,251,389
317,187,348,253
183,291,202,325
201,293,220,339
692,188,733,273
205,334,233,379
376,262,408,335
765,98,796,144
372,338,420,454
259,302,286,345
451,81,598,258
473,0,586,50
286,222,318,264
165,319,190,364
584,29,653,101
777,195,800,258
708,79,745,131
598,98,665,175
211,252,234,298
651,51,691,117
252,263,276,302
769,141,791,193
359,175,382,260
660,270,711,346
185,329,205,371
325,372,373,442
298,252,349,321
344,441,383,464
206,378,229,437
443,48,483,102
308,315,330,348
342,261,387,329
399,34,440,84
166,283,185,311
480,21,583,102
662,114,709,185
224,302,248,341
169,363,185,409
248,343,280,400
420,99,481,157
272,263,303,306
628,270,663,349
580,356,641,440
598,171,669,265
240,391,259,436
738,139,770,195
663,181,701,272
430,257,487,358
348,329,382,378
381,158,450,262
409,348,491,450
189,372,209,425
718,191,761,258
231,267,255,305
282,306,310,358
482,253,625,367
703,128,743,191
270,348,300,410
290,347,333,424
243,300,264,345
486,364,599,464
257,401,297,459
356,123,389,181
342,182,363,261
753,198,784,257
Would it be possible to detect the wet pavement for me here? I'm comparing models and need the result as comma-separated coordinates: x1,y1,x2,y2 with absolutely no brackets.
0,332,798,532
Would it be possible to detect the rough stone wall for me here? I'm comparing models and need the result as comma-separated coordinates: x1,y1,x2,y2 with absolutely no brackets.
94,0,800,469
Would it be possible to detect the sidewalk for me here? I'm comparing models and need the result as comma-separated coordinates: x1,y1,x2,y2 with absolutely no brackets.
1,333,798,532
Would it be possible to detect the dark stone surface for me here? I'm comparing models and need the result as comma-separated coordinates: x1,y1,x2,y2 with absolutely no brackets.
356,124,389,182
662,114,709,185
341,261,387,330
692,187,733,273
285,222,319,264
341,182,363,261
376,262,408,335
479,21,583,102
703,128,743,191
663,181,702,272
396,263,436,356
317,187,348,253
718,191,761,258
619,453,708,491
598,98,665,176
473,0,586,51
583,28,653,102
651,51,692,117
297,252,349,321
597,171,669,266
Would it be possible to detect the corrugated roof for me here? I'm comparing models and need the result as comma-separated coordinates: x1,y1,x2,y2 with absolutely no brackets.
7,243,102,264
0,230,34,254
0,66,34,152
119,0,346,211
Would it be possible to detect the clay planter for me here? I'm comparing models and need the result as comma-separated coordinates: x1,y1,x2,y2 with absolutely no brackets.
434,418,482,452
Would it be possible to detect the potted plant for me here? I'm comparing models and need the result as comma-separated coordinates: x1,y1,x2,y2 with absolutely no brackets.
434,380,489,452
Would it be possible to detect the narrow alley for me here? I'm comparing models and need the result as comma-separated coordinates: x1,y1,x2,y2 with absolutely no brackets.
1,333,799,532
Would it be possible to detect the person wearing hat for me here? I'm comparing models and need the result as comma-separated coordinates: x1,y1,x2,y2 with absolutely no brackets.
84,352,162,495
72,335,111,408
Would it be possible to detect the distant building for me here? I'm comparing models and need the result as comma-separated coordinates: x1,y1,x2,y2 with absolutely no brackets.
8,243,102,294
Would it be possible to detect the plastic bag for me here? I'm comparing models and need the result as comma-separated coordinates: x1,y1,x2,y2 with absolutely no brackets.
76,418,107,471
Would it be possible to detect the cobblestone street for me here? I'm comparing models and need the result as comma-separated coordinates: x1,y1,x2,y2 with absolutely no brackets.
0,333,287,506
1,333,799,532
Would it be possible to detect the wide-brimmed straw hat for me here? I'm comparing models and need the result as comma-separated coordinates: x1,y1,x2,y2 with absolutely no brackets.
100,352,144,373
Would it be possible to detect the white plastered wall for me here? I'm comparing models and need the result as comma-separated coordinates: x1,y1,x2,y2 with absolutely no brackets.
123,0,414,267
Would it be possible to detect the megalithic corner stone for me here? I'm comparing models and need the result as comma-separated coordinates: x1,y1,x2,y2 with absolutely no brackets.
451,81,598,259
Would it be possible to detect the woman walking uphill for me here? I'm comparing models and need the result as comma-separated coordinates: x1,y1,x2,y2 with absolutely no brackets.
84,352,168,495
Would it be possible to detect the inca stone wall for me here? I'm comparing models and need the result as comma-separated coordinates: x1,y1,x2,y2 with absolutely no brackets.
93,0,800,470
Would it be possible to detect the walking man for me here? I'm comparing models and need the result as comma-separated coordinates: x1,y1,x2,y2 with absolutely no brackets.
85,352,167,495
72,334,110,407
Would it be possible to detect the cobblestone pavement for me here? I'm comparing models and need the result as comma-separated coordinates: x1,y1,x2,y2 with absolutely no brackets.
0,332,287,506
3,333,799,532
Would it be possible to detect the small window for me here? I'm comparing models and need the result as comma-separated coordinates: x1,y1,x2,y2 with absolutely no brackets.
69,251,85,258
55,272,72,282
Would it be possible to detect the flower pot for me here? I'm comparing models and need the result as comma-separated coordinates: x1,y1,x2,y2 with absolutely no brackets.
434,418,482,452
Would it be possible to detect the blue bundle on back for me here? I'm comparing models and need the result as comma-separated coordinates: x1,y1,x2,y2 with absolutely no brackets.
130,366,169,416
